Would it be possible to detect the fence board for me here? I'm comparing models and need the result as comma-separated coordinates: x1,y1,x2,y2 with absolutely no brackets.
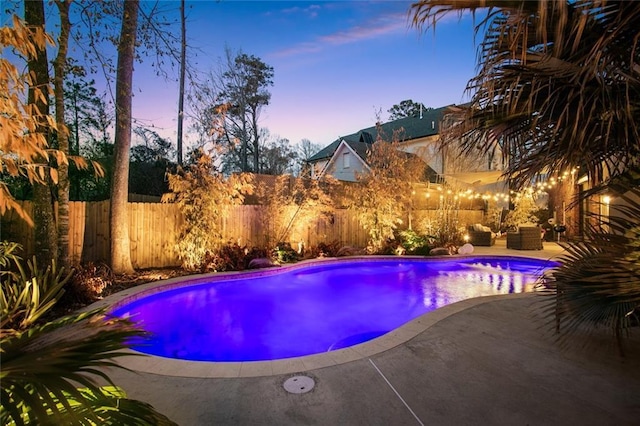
68,201,85,264
3,201,487,268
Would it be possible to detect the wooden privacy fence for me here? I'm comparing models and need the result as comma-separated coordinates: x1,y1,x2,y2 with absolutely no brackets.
2,201,484,268
2,201,184,268
223,206,370,250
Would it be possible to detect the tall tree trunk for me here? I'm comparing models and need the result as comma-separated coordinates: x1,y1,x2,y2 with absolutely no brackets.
252,107,259,173
241,101,248,172
110,0,139,274
25,0,57,267
54,0,72,268
176,0,186,166
72,91,80,199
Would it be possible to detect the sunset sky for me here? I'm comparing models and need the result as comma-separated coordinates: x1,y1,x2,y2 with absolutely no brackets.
132,0,480,150
5,0,481,153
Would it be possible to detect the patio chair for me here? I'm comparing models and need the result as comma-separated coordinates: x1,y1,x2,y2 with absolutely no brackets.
506,226,543,250
467,224,495,246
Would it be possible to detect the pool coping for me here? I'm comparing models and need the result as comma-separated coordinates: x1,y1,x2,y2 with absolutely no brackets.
89,255,556,378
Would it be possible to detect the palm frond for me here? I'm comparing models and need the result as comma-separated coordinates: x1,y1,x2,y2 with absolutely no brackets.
537,188,640,355
1,384,176,426
48,386,175,426
1,242,175,424
412,0,640,191
1,311,178,424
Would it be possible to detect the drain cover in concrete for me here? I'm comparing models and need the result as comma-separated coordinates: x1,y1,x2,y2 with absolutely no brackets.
283,375,315,394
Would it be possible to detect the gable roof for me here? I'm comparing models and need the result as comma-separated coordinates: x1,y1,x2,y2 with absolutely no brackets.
307,105,451,163
307,139,341,162
317,135,441,184
321,139,372,178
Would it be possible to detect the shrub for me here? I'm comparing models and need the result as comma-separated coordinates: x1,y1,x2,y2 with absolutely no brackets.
374,238,403,255
256,175,337,250
1,242,70,332
309,241,342,257
163,150,253,270
65,262,113,305
504,189,541,227
199,243,270,272
347,125,426,252
200,243,245,273
273,242,300,263
397,229,432,255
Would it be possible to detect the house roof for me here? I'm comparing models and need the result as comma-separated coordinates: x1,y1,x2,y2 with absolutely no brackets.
322,137,440,184
307,105,451,163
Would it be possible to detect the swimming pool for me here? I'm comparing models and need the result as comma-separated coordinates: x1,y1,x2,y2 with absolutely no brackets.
109,256,556,362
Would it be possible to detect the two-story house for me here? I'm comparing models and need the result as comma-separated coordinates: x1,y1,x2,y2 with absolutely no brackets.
306,104,505,191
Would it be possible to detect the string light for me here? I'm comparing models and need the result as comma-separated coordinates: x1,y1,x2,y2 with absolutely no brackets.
417,167,578,206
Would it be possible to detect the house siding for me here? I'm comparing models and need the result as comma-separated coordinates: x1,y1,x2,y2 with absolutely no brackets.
325,143,367,182
306,104,505,183
310,159,329,179
397,135,443,174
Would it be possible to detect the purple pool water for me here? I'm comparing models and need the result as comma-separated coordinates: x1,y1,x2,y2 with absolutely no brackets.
109,256,556,362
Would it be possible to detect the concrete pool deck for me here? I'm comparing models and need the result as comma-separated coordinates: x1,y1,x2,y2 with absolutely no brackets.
100,240,640,425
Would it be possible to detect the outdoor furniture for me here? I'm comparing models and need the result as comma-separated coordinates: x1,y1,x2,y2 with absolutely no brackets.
467,225,495,246
506,226,543,250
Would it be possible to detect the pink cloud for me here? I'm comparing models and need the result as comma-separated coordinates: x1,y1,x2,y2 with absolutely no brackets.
273,12,408,58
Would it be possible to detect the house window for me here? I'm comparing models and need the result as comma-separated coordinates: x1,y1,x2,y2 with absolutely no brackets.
343,152,350,168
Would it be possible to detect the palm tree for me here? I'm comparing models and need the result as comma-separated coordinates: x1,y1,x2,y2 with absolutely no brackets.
538,188,640,356
411,0,640,191
410,0,640,352
0,242,176,425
